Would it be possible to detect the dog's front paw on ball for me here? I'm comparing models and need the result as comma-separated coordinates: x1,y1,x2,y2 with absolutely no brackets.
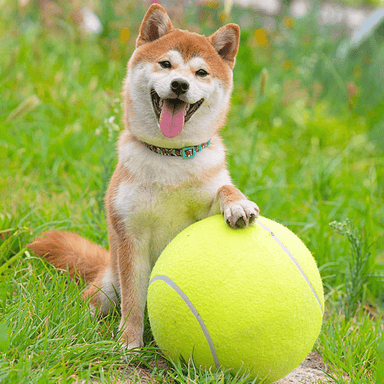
223,199,259,228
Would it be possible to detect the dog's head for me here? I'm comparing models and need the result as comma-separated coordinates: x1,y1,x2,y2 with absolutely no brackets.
123,4,240,146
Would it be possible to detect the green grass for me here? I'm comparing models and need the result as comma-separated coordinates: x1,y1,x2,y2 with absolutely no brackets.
1,0,384,382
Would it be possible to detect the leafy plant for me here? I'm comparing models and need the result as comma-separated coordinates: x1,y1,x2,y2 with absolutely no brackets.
330,219,375,318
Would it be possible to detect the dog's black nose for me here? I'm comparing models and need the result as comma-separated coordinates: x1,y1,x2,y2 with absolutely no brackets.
171,79,189,95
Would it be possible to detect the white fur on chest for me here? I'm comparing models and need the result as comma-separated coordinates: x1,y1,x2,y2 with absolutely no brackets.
114,179,213,263
113,140,231,263
116,181,210,231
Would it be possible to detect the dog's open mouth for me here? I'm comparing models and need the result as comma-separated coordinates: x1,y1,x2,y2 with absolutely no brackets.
151,89,204,138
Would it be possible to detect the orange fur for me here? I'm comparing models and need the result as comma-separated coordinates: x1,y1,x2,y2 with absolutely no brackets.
106,165,132,238
28,230,110,282
218,185,246,204
114,235,143,345
136,4,174,48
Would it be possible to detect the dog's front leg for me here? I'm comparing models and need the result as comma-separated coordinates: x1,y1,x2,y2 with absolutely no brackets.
114,233,150,350
213,184,260,228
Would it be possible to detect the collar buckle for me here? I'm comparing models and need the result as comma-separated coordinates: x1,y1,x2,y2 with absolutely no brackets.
182,146,196,159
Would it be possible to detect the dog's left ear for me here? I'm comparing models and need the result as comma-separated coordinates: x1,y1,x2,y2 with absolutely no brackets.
136,4,174,48
208,24,240,69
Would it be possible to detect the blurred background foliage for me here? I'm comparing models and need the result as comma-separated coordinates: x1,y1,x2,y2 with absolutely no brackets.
1,0,383,118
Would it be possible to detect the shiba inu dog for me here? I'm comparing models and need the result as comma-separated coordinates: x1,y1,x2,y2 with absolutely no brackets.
29,4,259,350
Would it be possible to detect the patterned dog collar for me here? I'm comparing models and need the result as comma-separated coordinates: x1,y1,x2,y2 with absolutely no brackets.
141,140,211,159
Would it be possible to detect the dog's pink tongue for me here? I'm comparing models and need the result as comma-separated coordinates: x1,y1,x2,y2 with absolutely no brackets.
160,100,187,138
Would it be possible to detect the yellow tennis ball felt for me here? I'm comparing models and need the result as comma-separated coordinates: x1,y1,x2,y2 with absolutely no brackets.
147,215,324,383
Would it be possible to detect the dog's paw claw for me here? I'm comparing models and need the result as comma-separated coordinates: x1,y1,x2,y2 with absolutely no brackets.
223,199,259,229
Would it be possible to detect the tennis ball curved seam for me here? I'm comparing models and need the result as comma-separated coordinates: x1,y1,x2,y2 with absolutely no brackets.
149,274,220,368
255,219,324,314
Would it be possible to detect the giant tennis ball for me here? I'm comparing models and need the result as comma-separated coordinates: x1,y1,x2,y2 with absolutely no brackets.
147,215,324,383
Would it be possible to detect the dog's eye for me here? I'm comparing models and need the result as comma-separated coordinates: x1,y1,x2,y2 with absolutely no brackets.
159,61,172,69
196,69,209,77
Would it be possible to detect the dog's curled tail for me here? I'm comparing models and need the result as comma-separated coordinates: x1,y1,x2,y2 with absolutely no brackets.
28,230,110,284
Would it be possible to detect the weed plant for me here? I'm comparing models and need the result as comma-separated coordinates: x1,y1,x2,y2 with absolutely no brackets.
330,219,375,318
1,0,383,383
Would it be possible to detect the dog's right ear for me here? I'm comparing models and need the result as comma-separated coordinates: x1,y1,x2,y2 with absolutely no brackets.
136,4,173,48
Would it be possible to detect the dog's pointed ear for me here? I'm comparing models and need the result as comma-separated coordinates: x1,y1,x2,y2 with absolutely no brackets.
208,24,240,69
136,4,173,48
